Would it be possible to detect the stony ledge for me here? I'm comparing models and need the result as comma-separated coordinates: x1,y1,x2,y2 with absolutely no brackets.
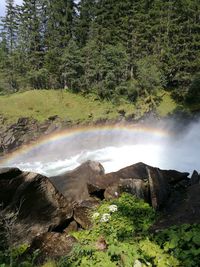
0,161,199,262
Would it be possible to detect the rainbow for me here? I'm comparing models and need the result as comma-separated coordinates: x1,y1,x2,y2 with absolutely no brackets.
0,123,170,165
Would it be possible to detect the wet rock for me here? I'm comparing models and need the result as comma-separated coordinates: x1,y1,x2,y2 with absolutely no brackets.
104,184,120,200
17,117,31,126
147,167,170,210
87,183,105,200
0,167,22,179
161,169,189,184
0,168,23,206
104,179,149,202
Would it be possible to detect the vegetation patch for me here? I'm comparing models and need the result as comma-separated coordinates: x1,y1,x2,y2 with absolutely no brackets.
0,193,200,266
0,90,135,124
156,91,178,116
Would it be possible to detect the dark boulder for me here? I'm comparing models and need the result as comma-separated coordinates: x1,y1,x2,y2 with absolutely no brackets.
50,160,105,203
0,168,73,245
88,162,189,210
191,170,200,185
152,184,200,230
104,178,149,202
0,168,23,207
63,220,78,234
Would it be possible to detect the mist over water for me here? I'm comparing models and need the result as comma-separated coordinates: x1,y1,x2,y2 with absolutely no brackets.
1,119,200,176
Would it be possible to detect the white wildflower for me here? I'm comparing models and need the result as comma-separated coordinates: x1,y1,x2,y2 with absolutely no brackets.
114,191,118,196
100,213,111,222
133,259,143,267
108,204,118,212
92,212,100,219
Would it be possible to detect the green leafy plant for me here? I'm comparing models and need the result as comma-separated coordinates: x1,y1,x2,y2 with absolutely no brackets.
154,224,200,267
63,193,156,266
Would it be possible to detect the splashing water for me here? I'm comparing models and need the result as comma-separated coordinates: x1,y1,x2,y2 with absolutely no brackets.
0,120,200,176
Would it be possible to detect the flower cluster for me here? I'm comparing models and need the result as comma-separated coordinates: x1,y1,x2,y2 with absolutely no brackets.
108,204,118,212
92,212,100,219
100,213,111,223
92,204,118,223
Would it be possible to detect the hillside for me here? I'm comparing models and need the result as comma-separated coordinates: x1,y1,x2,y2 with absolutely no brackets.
0,0,199,105
0,89,178,124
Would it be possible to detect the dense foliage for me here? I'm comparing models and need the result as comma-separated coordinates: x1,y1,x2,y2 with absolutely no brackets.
0,193,200,266
0,0,199,104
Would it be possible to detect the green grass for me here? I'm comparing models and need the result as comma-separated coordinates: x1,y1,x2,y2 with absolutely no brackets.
156,91,177,116
0,89,179,124
0,90,134,124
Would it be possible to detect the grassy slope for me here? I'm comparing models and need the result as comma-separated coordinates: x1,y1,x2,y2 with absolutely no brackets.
156,91,177,116
0,89,177,124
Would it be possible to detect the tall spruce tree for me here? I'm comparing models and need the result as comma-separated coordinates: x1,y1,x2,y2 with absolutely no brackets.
75,0,95,47
0,0,20,91
20,0,43,68
43,0,76,88
2,0,19,52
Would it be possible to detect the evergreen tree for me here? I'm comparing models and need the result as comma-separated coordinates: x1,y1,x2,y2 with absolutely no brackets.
0,0,199,101
43,0,76,88
75,0,95,47
60,40,83,91
1,0,19,52
0,0,20,91
20,0,44,70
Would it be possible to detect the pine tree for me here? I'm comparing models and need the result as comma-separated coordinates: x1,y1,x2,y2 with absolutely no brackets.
75,0,95,47
43,0,77,88
1,0,19,52
0,0,20,91
20,0,44,69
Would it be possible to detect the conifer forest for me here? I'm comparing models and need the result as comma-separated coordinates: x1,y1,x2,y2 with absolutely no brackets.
0,0,199,104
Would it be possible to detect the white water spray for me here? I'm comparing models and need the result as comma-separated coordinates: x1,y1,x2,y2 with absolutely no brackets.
1,120,200,176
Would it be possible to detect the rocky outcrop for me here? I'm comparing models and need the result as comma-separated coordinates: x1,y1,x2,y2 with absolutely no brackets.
86,162,189,210
0,161,199,263
152,183,200,230
191,170,200,185
50,161,190,211
27,232,76,264
73,199,100,229
0,168,73,246
0,116,71,156
50,160,105,203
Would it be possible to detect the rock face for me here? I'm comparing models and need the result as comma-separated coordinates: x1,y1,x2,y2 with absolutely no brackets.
1,161,199,263
191,170,200,185
0,168,73,246
87,162,189,210
0,117,71,156
27,232,77,264
152,183,200,230
50,160,105,203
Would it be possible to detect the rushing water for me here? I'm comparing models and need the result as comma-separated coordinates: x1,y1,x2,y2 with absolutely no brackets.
0,120,200,176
